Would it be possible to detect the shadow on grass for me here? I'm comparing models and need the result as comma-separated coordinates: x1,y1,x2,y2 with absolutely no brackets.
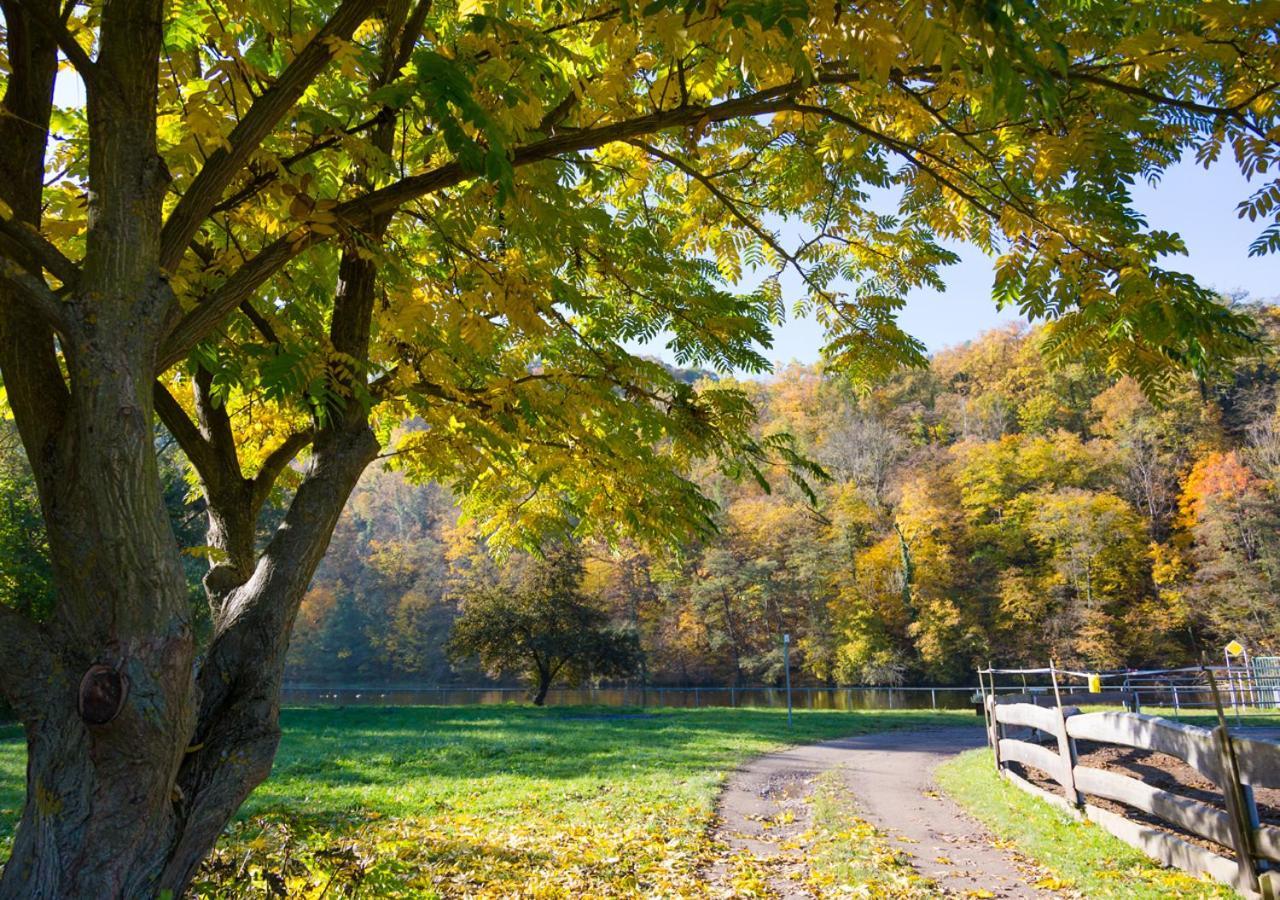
0,706,971,839
250,706,969,820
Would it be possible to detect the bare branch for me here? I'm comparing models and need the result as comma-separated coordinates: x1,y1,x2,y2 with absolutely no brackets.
0,216,80,288
0,257,69,330
153,380,222,480
158,0,381,271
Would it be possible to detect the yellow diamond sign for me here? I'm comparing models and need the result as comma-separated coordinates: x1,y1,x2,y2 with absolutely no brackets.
1226,640,1245,656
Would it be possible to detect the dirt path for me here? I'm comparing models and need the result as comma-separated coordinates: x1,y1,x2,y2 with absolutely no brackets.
710,727,1051,898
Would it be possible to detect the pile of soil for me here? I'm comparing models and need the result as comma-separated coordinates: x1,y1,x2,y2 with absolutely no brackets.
1011,740,1280,857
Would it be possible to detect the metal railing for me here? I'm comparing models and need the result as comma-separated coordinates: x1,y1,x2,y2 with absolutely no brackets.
977,664,1280,722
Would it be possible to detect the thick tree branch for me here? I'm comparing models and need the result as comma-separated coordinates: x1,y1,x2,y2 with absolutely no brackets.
158,0,380,271
153,380,221,480
155,86,805,371
0,0,72,477
193,367,241,479
250,429,315,510
16,0,98,88
152,55,1246,372
161,424,377,893
0,257,69,329
393,0,433,76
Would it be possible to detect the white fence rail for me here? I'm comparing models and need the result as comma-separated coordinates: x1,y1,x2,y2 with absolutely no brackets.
986,696,1280,898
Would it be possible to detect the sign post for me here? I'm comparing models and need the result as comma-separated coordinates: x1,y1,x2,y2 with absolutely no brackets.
1225,639,1248,715
783,633,792,729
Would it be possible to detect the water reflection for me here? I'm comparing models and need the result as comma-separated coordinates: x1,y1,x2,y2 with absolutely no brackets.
280,685,979,710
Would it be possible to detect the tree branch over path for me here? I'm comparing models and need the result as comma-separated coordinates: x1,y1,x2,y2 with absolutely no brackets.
155,85,809,371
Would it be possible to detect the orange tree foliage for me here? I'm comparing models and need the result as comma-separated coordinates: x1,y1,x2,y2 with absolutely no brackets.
294,310,1280,686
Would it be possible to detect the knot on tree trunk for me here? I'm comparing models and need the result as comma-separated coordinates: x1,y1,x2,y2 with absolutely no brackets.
78,664,129,726
204,562,248,599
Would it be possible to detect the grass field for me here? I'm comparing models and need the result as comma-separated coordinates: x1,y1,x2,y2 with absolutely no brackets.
0,706,967,897
935,748,1237,899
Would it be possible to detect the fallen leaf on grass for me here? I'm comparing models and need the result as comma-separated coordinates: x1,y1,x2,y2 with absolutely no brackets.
1034,875,1075,890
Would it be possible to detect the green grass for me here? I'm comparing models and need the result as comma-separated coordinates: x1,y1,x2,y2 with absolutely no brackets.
934,748,1237,899
0,705,968,897
0,725,20,843
1135,707,1280,729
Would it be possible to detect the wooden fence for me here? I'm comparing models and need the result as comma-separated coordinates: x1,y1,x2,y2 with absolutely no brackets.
985,694,1280,898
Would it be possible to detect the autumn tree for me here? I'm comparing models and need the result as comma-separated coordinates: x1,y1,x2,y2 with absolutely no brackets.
1022,487,1150,667
288,466,457,682
446,545,641,705
1178,451,1280,652
0,0,1277,893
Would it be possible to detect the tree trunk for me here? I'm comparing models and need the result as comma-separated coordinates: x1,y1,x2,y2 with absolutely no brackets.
159,426,378,892
533,671,551,706
0,423,377,898
0,1,395,894
0,1,198,893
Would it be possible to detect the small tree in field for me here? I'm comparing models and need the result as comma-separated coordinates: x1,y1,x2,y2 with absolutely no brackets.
448,547,642,705
0,0,1276,893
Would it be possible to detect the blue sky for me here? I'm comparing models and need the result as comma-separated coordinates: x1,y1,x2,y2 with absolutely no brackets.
734,156,1278,372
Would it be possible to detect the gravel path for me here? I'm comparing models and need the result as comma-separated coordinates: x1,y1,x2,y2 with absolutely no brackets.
711,727,1051,898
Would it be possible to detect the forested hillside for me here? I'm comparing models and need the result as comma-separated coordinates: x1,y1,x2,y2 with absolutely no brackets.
285,302,1280,687
1,306,1274,690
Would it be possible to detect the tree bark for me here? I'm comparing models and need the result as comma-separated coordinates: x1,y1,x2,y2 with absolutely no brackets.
0,1,198,893
158,424,379,893
0,0,386,894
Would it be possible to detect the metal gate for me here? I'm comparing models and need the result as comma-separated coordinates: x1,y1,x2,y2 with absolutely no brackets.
1253,656,1280,708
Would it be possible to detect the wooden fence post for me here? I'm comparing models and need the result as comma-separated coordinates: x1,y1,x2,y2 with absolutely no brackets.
1055,706,1083,807
1206,666,1262,895
1260,869,1279,900
1048,662,1082,807
986,693,1003,770
1215,724,1261,894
